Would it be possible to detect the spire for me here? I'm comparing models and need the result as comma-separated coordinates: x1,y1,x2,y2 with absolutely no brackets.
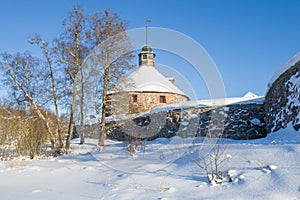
146,19,151,45
138,19,156,67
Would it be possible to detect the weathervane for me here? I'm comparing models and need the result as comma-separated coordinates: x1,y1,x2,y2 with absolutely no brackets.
146,19,152,45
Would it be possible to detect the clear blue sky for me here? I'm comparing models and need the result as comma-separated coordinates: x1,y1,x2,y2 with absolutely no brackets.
1,0,300,99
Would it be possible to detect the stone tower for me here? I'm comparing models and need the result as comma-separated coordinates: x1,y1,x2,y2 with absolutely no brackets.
107,22,189,115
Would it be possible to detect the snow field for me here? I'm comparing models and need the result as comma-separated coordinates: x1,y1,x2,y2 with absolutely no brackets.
0,127,300,200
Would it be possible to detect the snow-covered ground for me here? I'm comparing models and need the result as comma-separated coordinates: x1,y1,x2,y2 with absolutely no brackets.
1,126,300,200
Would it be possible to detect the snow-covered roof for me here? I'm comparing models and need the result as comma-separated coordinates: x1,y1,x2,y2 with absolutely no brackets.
195,96,265,107
268,51,300,89
243,91,258,98
117,65,188,97
160,95,264,110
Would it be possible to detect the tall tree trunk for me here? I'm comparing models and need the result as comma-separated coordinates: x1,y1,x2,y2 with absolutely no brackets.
31,36,64,151
44,42,64,150
65,78,77,150
54,93,64,149
98,67,109,148
65,31,80,150
80,78,85,144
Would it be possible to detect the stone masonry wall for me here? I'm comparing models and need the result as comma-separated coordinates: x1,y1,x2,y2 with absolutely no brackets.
128,92,189,113
109,92,189,115
194,103,266,140
265,61,300,132
105,102,266,141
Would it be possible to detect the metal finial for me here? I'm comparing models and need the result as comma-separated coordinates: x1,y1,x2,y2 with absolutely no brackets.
146,19,152,45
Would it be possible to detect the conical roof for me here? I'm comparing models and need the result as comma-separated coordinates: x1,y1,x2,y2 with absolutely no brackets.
120,65,188,97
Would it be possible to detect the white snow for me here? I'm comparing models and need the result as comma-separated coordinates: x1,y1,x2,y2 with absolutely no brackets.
269,71,300,132
156,94,264,110
147,94,264,113
115,65,188,96
268,51,300,89
1,125,300,200
243,91,258,98
286,71,300,119
103,93,264,123
250,118,264,126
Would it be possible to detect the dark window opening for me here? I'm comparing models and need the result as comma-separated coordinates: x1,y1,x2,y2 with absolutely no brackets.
142,54,147,59
160,95,166,103
132,94,138,102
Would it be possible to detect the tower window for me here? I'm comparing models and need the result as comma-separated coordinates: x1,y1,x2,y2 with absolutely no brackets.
132,94,138,102
142,54,147,59
160,95,166,103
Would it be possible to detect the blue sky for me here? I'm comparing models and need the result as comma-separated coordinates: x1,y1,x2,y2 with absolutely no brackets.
1,0,300,99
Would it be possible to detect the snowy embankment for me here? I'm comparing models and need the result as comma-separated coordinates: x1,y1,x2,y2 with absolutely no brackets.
0,126,300,200
268,51,300,89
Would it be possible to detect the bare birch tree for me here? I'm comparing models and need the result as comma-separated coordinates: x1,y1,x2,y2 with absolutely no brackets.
0,52,57,150
87,9,134,149
0,6,134,153
54,6,89,150
29,35,64,152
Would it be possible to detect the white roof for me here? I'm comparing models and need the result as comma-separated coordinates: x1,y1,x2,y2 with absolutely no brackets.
268,51,300,89
152,94,264,112
118,65,188,97
243,91,258,98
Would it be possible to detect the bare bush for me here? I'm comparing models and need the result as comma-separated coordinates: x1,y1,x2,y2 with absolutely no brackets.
0,106,54,160
125,135,145,156
194,136,231,184
192,113,232,184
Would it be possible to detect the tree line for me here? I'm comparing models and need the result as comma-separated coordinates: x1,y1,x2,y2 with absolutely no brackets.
0,6,134,159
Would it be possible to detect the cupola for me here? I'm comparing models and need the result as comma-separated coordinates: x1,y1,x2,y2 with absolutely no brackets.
138,45,156,67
